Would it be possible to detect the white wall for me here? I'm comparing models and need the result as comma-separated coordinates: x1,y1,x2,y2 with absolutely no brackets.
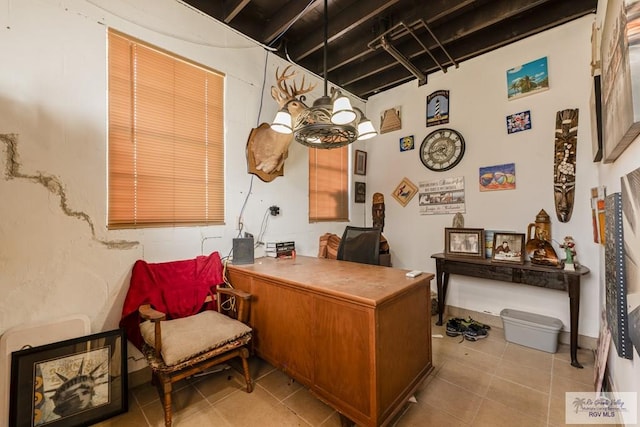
365,16,601,339
0,0,363,371
2,0,638,412
595,0,640,421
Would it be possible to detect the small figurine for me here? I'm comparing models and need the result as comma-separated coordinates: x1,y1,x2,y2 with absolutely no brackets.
452,212,464,228
560,235,579,270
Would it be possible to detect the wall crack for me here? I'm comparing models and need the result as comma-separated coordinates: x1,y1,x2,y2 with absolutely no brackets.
1,133,138,249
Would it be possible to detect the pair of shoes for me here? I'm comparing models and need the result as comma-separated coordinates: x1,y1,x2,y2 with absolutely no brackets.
462,323,488,341
445,318,467,338
452,317,491,331
445,317,490,342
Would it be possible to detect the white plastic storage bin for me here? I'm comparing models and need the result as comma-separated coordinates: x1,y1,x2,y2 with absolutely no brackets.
500,308,563,353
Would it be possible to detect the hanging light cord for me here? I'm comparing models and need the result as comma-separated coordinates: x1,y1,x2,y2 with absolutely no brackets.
322,0,328,96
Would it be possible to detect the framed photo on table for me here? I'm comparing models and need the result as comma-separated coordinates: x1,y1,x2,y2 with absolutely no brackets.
491,232,525,264
444,228,485,258
10,329,128,427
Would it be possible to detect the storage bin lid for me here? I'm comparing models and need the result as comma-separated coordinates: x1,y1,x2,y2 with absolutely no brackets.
500,308,563,331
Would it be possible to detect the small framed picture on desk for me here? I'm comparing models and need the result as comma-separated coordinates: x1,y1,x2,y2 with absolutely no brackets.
444,228,484,258
491,232,525,264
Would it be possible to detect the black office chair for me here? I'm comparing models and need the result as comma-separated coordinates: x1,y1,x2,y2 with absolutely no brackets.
337,226,381,265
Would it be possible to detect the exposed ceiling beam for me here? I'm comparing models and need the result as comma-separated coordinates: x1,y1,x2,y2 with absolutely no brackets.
289,0,402,62
223,0,251,23
347,1,596,98
262,0,323,45
331,0,584,89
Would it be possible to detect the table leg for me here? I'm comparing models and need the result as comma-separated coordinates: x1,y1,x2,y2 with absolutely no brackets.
568,276,583,368
436,263,449,326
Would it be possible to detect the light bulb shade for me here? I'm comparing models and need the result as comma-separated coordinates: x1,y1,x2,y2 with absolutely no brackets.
331,96,357,125
357,118,377,140
271,110,293,134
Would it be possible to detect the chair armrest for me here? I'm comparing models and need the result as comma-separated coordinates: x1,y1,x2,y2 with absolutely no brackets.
216,287,251,323
139,304,166,322
217,287,251,300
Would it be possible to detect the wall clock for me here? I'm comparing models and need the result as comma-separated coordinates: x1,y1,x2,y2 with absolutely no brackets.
420,128,465,171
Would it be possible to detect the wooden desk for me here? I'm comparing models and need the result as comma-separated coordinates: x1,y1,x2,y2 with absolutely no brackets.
431,253,589,368
226,256,434,427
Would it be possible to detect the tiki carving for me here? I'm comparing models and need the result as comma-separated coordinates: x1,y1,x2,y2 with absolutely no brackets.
553,108,579,222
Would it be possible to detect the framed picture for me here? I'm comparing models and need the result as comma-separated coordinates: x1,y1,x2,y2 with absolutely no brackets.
479,163,516,191
426,90,450,127
355,181,366,203
392,177,418,207
600,0,640,163
444,228,485,258
590,75,604,162
10,329,127,427
399,135,414,152
354,150,367,175
492,232,526,264
380,107,401,133
506,110,532,134
506,56,549,100
622,167,640,358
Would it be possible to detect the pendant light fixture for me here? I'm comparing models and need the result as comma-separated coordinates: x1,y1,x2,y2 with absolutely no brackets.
270,0,377,148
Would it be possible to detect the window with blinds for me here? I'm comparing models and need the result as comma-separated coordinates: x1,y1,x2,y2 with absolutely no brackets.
108,29,225,228
309,146,349,222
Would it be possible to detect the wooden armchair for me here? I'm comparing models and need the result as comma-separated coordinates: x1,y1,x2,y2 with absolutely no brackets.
138,286,253,427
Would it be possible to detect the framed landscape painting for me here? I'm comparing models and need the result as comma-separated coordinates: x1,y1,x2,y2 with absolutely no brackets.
506,57,549,100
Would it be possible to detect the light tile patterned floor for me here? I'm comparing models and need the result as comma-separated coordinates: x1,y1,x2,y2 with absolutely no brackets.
95,318,602,426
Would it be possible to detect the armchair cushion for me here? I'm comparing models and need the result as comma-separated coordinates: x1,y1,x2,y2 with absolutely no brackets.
140,310,251,366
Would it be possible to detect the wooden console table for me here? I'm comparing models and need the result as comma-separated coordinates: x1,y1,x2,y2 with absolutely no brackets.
431,253,589,368
227,256,434,427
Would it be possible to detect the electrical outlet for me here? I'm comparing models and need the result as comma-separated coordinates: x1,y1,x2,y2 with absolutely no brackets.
269,205,280,216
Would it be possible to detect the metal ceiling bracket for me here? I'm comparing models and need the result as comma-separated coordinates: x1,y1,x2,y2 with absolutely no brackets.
369,19,458,87
380,36,427,86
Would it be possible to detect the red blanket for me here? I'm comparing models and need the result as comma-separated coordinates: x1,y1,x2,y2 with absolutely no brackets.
119,252,224,350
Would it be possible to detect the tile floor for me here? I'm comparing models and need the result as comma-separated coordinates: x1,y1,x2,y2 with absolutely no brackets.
96,318,603,426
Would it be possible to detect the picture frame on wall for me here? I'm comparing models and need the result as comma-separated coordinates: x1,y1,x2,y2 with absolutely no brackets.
600,0,640,163
399,135,414,152
355,181,366,203
392,177,418,207
506,56,549,100
444,228,485,258
354,150,367,175
591,74,604,162
506,110,532,134
491,232,525,264
9,329,128,427
426,90,450,127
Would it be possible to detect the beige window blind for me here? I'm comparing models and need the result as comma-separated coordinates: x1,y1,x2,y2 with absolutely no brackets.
108,29,225,228
309,146,349,222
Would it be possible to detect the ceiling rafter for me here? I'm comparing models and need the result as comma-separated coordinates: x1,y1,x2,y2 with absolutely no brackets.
182,0,598,99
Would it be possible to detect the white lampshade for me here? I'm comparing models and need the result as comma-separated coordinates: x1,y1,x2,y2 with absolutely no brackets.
271,110,293,134
357,118,377,140
331,95,357,125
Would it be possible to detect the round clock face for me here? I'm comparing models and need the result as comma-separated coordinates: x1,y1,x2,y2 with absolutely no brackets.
420,128,465,171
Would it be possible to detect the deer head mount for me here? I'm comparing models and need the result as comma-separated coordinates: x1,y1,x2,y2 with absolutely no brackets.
246,66,316,182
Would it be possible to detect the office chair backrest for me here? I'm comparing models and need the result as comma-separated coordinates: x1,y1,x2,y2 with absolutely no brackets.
337,226,381,265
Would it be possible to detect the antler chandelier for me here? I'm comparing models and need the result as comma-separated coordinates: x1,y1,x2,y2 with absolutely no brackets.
270,0,377,149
